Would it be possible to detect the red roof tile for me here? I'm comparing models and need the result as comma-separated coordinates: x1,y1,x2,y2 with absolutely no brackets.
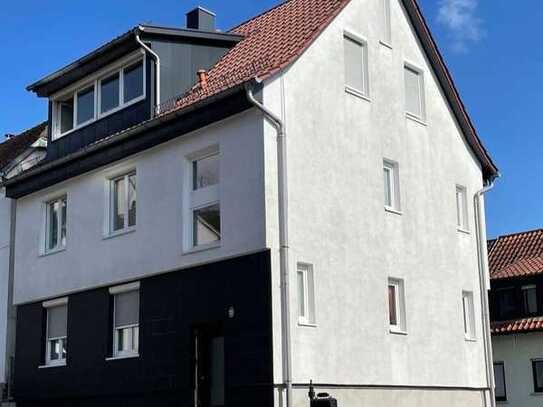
0,122,47,171
488,229,543,280
491,317,543,335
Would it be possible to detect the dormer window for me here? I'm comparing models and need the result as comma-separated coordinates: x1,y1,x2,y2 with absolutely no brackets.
52,52,146,140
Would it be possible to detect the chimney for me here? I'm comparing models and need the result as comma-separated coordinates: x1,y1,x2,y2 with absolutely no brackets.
197,70,209,90
186,7,216,31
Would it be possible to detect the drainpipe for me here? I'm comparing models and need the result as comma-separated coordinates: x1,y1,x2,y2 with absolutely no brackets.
474,176,499,407
135,27,161,114
246,80,293,407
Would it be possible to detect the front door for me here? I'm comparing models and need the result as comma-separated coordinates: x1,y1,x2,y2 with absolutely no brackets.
194,324,225,407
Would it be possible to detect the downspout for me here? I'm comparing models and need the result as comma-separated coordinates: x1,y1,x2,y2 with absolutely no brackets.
135,27,161,115
246,80,293,407
474,176,499,407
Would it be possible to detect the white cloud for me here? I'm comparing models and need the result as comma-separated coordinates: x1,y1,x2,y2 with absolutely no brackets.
437,0,485,53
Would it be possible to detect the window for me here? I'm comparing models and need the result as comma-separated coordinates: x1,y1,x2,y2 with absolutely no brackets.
533,360,543,393
344,33,369,97
462,291,476,340
494,362,507,401
45,196,67,253
188,151,221,249
496,287,517,320
109,172,137,234
44,299,68,366
383,160,400,212
522,285,538,315
382,0,392,45
388,278,406,333
456,185,469,231
52,54,145,139
404,64,425,120
110,283,140,358
297,263,316,325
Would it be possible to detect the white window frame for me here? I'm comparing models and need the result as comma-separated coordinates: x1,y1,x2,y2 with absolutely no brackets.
51,51,146,140
388,278,406,334
383,159,401,213
184,146,221,252
106,170,137,236
43,297,68,367
462,290,476,340
456,185,469,232
110,282,140,359
404,62,426,122
43,195,67,254
381,0,392,46
297,263,317,326
343,30,370,100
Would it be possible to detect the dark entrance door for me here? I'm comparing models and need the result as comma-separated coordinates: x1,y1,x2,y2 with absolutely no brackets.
194,324,225,407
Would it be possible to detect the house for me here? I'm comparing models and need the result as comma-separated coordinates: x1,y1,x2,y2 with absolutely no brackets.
488,230,543,406
0,123,48,402
2,1,499,406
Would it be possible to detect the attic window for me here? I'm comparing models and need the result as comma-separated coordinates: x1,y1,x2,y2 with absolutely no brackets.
52,52,145,140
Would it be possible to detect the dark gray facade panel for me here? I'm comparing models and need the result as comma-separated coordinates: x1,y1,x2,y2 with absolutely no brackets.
14,251,274,407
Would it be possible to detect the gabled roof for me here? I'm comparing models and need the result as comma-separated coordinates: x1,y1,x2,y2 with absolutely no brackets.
488,229,543,280
0,122,47,172
491,316,543,336
7,0,498,194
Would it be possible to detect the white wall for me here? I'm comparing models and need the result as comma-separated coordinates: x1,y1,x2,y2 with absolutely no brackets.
262,0,488,398
493,333,543,407
13,110,267,304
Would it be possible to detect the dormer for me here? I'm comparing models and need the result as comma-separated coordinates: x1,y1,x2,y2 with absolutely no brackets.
27,7,243,161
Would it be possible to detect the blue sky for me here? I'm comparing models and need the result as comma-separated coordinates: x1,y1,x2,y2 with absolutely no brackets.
0,0,539,238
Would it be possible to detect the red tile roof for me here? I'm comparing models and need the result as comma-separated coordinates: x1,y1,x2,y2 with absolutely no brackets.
0,122,47,171
491,317,543,335
488,229,543,280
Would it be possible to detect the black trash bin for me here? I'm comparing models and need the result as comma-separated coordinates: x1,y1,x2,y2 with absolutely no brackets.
311,393,337,407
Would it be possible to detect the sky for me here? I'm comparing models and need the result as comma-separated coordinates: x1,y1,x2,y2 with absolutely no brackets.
0,0,540,238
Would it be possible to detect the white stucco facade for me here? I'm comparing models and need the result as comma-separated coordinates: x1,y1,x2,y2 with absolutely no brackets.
261,0,490,405
493,333,543,407
0,191,12,387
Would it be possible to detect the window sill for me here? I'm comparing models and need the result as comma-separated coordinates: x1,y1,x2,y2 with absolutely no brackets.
385,207,403,216
103,227,136,241
345,87,371,102
457,227,471,235
39,362,66,369
406,113,427,126
379,40,393,49
298,322,317,328
389,328,408,336
39,247,67,258
106,353,139,361
464,337,477,343
183,241,221,255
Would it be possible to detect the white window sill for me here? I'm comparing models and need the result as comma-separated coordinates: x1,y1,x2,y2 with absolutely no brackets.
406,113,427,126
106,353,139,361
298,322,317,328
457,227,471,235
379,40,392,49
345,86,371,102
39,361,66,369
465,337,477,343
183,241,221,255
385,206,403,216
103,227,136,241
39,247,67,258
389,328,408,336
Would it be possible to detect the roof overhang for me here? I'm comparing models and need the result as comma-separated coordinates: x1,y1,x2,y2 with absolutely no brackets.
27,25,244,98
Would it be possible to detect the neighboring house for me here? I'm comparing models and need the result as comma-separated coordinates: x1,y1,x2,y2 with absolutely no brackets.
2,1,499,407
0,123,47,402
489,230,543,407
